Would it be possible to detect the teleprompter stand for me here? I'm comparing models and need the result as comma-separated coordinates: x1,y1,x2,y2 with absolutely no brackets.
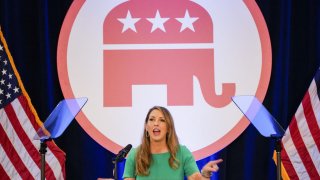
33,97,88,180
232,95,285,180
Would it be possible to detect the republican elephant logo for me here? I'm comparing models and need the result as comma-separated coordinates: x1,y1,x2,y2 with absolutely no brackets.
103,0,235,107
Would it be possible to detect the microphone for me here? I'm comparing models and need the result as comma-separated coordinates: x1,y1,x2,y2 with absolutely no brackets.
114,144,132,162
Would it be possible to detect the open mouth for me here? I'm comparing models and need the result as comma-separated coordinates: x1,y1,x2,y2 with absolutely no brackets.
153,128,160,136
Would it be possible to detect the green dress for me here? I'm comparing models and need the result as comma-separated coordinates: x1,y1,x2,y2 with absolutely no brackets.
123,145,199,180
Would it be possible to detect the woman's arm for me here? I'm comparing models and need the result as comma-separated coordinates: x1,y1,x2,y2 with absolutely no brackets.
188,159,223,180
187,172,202,180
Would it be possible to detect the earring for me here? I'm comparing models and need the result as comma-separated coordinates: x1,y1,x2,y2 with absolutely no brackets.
146,131,149,137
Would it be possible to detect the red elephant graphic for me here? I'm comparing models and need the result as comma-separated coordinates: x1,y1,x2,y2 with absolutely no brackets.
103,0,235,107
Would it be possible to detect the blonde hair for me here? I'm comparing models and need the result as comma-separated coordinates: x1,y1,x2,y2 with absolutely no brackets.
135,106,180,176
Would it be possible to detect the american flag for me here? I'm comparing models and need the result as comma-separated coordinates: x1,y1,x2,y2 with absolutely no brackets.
280,68,320,179
0,29,65,179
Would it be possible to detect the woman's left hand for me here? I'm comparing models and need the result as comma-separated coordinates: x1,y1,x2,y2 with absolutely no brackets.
201,159,223,178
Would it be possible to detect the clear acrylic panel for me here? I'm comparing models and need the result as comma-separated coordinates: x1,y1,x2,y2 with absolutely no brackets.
232,95,284,138
34,97,88,141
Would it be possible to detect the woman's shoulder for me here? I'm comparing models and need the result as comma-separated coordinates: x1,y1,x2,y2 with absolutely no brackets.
126,146,138,158
178,144,192,154
177,144,195,163
131,146,139,153
178,144,190,149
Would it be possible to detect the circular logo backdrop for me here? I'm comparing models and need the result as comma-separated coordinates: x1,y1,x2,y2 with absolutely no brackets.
57,0,271,160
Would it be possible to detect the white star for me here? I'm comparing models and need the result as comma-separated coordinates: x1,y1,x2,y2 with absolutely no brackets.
2,68,7,75
3,59,7,65
13,86,19,93
175,10,199,32
118,10,141,33
0,88,3,94
0,45,3,51
7,83,12,89
147,10,170,33
6,92,11,99
9,74,13,79
0,100,2,104
0,79,5,85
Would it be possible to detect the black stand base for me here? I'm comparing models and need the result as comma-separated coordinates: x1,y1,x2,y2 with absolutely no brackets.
275,138,282,180
39,139,51,180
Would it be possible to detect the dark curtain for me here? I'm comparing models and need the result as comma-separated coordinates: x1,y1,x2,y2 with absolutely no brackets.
1,1,319,179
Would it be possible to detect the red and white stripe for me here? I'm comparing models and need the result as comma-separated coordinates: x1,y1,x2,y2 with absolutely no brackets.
0,95,65,180
281,79,320,179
